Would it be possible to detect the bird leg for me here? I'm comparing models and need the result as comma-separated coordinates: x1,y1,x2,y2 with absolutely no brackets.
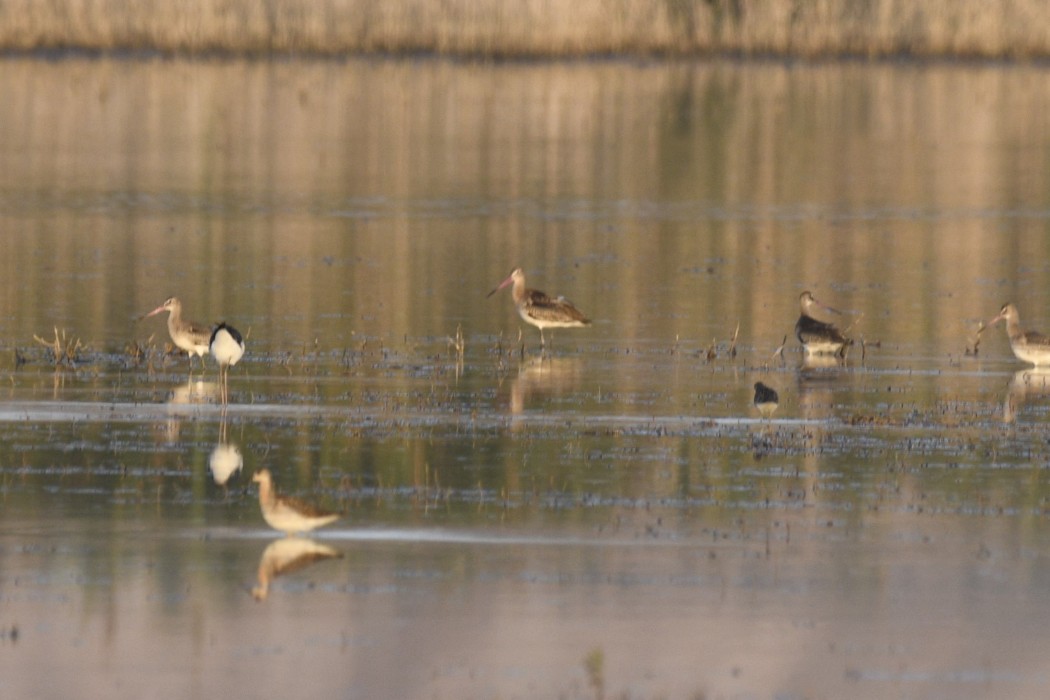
220,366,229,405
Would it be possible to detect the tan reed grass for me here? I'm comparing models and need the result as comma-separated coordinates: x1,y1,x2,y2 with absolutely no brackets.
2,0,1050,59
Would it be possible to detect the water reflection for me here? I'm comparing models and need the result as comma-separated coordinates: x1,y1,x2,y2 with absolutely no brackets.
4,56,1050,699
209,416,243,486
509,357,584,415
796,355,849,414
168,379,218,405
251,536,342,601
163,378,218,442
1003,369,1050,423
3,59,1050,357
799,354,848,372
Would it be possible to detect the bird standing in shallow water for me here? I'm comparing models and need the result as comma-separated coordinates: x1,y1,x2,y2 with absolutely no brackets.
252,469,340,536
141,297,211,369
989,303,1050,366
795,291,852,357
487,267,591,350
210,322,245,405
753,382,779,418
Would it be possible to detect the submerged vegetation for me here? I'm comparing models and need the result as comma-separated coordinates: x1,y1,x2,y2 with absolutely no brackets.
1,0,1050,59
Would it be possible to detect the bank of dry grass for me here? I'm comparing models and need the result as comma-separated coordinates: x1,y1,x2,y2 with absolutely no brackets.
3,0,1050,59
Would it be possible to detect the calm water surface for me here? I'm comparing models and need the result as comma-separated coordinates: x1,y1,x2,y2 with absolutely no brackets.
2,56,1050,698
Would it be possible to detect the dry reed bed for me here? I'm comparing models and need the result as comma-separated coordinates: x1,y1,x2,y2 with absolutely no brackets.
3,0,1050,59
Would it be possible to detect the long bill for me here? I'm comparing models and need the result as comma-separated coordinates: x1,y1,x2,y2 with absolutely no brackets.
137,304,167,321
816,299,844,316
486,274,514,298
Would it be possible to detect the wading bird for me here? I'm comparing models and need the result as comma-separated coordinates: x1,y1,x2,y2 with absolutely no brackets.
209,322,245,405
252,469,340,536
753,382,779,418
795,291,852,357
989,303,1050,366
140,297,211,369
487,267,591,350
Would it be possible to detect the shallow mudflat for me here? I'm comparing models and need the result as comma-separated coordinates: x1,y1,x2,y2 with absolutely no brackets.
3,340,1050,699
5,55,1050,699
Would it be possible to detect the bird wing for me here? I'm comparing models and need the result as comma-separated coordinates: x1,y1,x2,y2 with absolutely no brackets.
273,495,339,521
523,290,591,324
1023,330,1050,347
211,322,244,346
185,321,215,344
754,384,778,404
795,314,848,344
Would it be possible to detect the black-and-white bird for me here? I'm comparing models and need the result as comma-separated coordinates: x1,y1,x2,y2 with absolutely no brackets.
753,381,779,418
209,322,245,405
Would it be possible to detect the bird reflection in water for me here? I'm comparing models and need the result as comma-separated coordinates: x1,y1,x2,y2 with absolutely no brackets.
800,352,847,371
162,378,219,442
509,356,583,415
209,414,242,486
168,378,219,405
793,353,851,423
1003,369,1050,423
252,536,342,601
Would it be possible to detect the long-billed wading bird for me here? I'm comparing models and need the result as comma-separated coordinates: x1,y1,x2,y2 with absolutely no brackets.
252,469,340,536
140,297,211,369
795,291,852,357
989,303,1050,366
210,322,245,405
753,381,779,418
487,267,591,350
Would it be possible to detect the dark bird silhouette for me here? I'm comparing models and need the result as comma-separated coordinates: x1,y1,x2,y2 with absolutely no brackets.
795,291,852,357
753,381,779,418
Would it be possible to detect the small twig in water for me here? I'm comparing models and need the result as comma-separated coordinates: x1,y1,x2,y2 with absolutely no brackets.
772,335,788,363
842,311,864,336
447,324,465,361
967,321,984,356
